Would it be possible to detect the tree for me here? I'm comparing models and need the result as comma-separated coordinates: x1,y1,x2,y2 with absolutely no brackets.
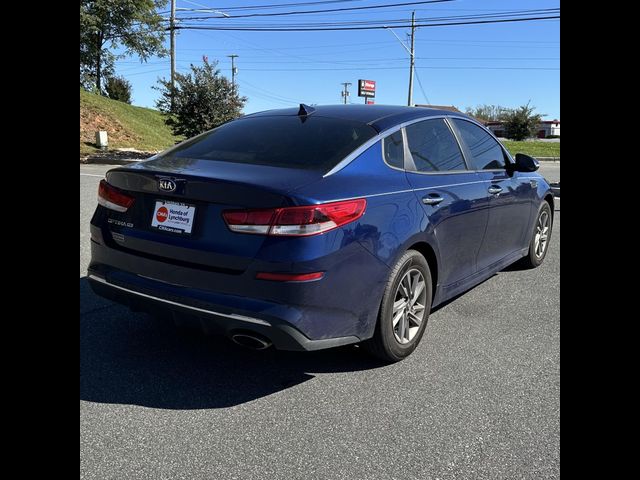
155,60,247,138
105,76,133,103
502,102,543,141
80,0,167,93
465,104,510,122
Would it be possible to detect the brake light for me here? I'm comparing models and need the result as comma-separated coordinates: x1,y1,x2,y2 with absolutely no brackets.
98,179,135,212
222,199,366,236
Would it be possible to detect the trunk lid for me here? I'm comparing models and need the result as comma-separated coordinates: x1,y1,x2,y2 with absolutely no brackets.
101,159,322,272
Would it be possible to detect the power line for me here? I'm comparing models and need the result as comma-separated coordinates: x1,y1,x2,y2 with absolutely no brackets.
165,57,557,64
237,66,560,71
238,78,305,103
177,13,560,28
237,82,305,106
172,0,454,20
173,10,560,27
175,15,560,31
414,68,430,104
175,39,558,52
136,55,557,62
175,6,557,21
168,0,367,13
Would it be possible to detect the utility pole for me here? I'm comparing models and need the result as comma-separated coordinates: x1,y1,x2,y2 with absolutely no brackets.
228,54,239,89
170,0,176,91
407,11,416,107
341,82,352,104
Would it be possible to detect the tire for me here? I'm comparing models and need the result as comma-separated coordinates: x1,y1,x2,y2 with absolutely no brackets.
520,201,553,268
363,249,432,363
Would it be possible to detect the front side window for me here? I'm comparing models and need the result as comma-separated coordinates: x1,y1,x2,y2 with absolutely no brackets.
383,130,404,169
451,119,507,170
404,119,466,173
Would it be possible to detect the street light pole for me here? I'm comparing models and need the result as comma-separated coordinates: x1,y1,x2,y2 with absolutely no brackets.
407,11,416,107
384,12,416,107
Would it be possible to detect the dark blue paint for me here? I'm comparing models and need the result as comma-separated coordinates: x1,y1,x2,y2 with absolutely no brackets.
88,106,553,351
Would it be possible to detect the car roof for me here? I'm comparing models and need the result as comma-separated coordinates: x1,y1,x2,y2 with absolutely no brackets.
242,104,476,133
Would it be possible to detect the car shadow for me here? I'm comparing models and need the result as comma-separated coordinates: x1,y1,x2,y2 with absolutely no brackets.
430,273,498,313
80,277,387,410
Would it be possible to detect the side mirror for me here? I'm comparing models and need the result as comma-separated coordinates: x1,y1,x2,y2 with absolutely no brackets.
513,153,539,172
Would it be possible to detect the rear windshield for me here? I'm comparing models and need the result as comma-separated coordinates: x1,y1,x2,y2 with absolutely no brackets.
159,115,378,171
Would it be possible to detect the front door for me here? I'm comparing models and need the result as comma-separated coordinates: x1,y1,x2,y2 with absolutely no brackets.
449,118,534,271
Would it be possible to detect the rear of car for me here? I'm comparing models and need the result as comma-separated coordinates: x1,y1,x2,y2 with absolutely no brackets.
88,112,390,350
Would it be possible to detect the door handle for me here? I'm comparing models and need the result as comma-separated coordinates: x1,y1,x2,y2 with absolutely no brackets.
488,185,503,195
422,194,444,205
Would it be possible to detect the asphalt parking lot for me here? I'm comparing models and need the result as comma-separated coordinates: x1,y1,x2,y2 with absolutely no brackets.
80,164,560,479
537,161,559,184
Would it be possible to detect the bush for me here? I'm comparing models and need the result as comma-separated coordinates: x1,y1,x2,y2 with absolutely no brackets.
105,76,133,104
502,102,543,141
155,59,246,138
546,135,560,139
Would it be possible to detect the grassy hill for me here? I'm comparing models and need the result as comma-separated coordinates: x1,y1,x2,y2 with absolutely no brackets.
80,88,180,155
502,140,560,158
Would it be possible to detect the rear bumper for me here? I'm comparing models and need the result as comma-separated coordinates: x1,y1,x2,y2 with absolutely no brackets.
87,218,392,349
87,272,360,351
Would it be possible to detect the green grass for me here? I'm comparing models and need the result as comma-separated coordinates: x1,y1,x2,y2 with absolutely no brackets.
501,140,560,158
80,88,180,155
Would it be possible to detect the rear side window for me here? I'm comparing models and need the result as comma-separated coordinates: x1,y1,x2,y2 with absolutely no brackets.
158,116,377,171
383,130,404,169
451,119,507,170
404,119,466,172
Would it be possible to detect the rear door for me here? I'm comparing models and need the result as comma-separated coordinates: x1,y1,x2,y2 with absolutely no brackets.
449,118,535,271
401,118,489,288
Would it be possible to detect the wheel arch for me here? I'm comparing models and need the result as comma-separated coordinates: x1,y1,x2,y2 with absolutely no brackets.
406,241,439,304
544,192,555,218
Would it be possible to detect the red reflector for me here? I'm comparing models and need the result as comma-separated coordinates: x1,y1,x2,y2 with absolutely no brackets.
222,198,366,236
222,209,276,225
98,180,135,212
256,272,324,282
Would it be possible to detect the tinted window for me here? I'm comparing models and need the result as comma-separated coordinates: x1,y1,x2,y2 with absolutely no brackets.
159,116,377,171
383,130,404,169
405,119,466,172
452,119,507,170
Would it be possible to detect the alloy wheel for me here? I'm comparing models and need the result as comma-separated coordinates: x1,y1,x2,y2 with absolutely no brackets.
392,268,427,344
534,210,550,258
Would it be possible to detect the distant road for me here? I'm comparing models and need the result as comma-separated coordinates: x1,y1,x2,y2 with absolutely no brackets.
538,161,560,184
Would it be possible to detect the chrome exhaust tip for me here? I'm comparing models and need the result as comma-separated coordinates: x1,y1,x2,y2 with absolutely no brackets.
230,332,273,350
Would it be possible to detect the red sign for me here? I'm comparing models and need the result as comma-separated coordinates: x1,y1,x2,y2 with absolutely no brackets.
366,99,375,104
358,79,376,97
156,206,168,223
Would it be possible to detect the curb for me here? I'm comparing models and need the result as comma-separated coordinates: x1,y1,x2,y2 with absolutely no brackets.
536,157,560,162
81,158,146,165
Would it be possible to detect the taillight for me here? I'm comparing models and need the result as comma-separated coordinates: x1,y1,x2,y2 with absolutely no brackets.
222,198,366,236
98,179,135,212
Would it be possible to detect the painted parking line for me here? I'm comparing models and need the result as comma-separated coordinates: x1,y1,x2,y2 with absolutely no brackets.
80,173,104,177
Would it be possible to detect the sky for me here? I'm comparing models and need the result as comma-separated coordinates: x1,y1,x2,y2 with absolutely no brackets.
114,0,560,119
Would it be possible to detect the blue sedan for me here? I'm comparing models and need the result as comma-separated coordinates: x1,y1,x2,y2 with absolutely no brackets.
88,104,554,362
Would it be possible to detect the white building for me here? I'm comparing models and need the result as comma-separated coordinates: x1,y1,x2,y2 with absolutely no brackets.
485,120,560,138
